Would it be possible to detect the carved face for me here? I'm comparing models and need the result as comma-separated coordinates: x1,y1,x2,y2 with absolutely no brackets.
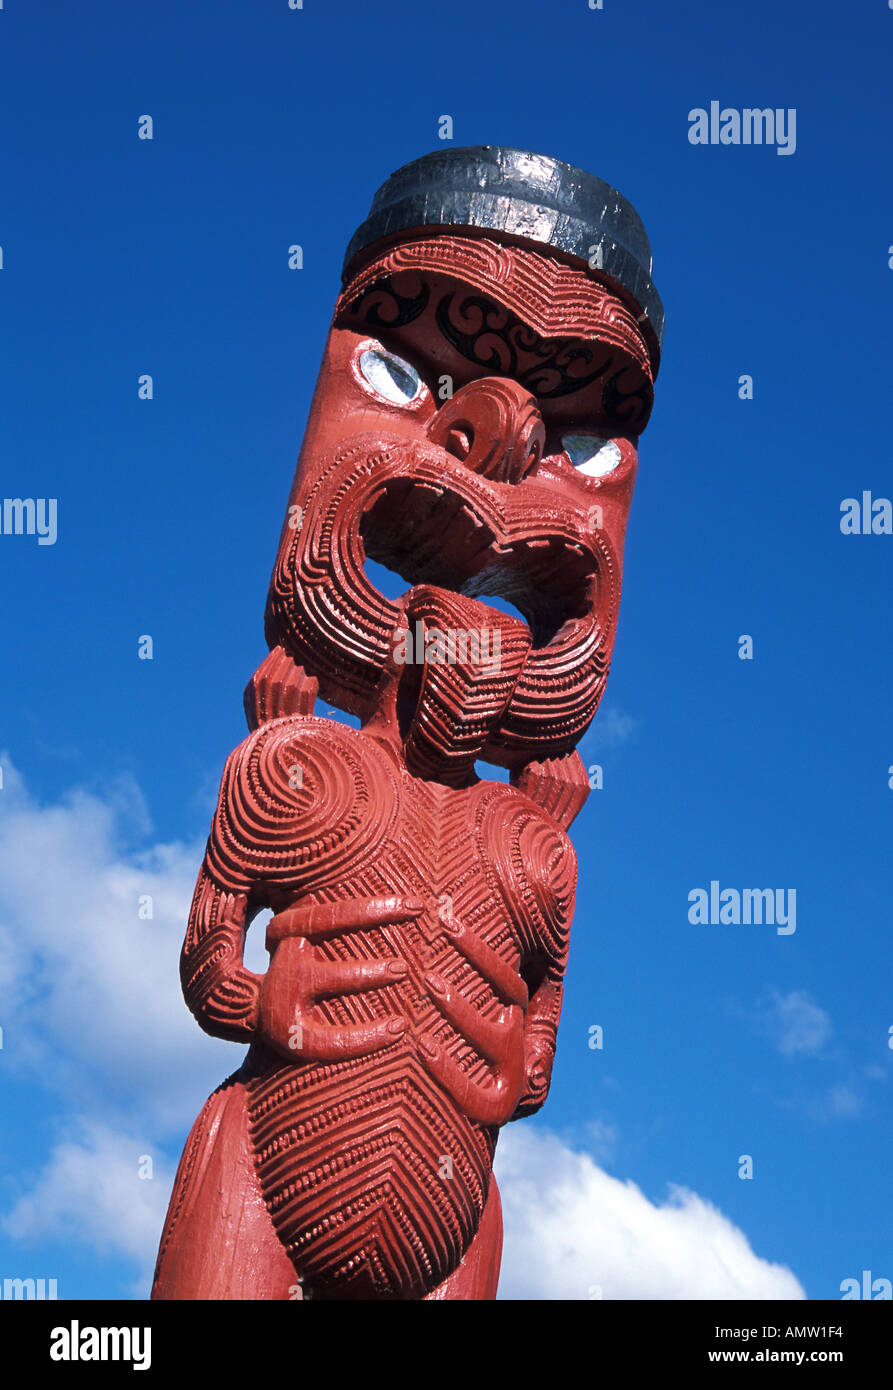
265,235,654,782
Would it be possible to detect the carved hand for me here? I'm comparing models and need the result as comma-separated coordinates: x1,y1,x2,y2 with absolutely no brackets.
417,915,529,1126
257,895,422,1063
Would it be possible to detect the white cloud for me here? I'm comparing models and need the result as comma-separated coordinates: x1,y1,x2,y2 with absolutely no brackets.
583,1118,618,1164
580,707,637,754
765,990,832,1059
494,1125,805,1300
3,1120,173,1295
0,755,239,1131
819,1084,862,1122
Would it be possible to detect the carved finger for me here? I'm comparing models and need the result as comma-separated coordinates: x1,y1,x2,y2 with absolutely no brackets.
441,918,529,1008
425,974,519,1065
309,956,408,999
267,895,424,946
417,1034,524,1127
291,1015,406,1061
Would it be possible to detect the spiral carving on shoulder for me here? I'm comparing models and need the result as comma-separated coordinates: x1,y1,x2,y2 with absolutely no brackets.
206,718,398,897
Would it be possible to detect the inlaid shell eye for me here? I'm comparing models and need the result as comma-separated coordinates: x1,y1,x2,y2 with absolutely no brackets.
562,434,623,478
357,345,423,405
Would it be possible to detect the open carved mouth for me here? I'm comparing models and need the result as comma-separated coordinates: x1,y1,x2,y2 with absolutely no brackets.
359,476,597,650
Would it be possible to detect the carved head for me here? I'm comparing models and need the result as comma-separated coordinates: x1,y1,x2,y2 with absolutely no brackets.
265,147,663,784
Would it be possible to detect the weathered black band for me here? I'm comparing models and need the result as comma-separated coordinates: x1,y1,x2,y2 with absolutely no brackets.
342,146,664,353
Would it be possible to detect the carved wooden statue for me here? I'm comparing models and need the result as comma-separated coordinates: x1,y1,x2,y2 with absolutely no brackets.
151,147,663,1300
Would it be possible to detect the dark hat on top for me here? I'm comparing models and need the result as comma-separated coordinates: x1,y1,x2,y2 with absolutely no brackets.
343,145,664,363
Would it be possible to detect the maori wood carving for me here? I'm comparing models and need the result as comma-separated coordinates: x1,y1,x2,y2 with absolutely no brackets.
152,147,662,1301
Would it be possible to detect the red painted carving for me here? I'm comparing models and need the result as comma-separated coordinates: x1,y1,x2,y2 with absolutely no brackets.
152,219,655,1300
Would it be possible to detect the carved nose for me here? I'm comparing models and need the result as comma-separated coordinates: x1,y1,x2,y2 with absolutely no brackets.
426,378,545,485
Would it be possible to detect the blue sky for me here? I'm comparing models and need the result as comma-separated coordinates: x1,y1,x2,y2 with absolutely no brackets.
1,0,891,1300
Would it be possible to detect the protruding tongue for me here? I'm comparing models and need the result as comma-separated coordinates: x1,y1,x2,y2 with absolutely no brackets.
401,585,531,785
